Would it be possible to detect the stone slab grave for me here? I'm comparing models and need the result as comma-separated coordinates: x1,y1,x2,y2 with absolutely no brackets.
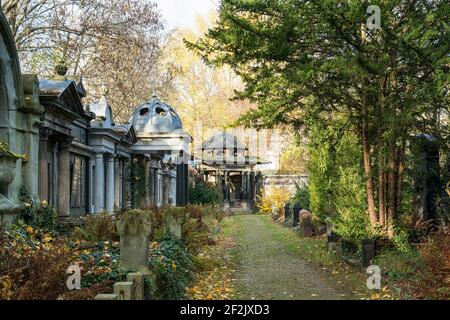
300,209,313,238
284,203,291,222
163,207,186,240
116,209,153,272
292,203,301,227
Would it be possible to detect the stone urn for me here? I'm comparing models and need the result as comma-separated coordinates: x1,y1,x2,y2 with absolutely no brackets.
0,152,21,215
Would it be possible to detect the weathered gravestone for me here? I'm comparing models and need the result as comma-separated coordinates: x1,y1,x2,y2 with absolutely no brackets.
164,207,186,240
284,203,291,222
116,210,153,272
300,209,313,238
411,134,440,223
361,238,376,268
292,203,301,227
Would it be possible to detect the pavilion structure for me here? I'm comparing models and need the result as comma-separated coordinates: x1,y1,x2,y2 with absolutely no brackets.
197,131,268,212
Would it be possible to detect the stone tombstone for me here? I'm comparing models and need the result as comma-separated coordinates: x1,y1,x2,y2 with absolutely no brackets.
361,238,376,268
164,207,186,240
284,203,291,222
411,134,440,222
300,209,313,238
116,210,153,272
292,203,301,227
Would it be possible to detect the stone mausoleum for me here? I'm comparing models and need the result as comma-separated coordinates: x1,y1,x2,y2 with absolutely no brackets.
197,131,267,212
0,8,191,223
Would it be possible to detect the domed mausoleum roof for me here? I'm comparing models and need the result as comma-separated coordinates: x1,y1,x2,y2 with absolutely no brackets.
130,95,183,134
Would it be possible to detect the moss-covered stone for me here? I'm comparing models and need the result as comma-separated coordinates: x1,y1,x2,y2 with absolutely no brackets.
116,209,153,272
163,207,186,239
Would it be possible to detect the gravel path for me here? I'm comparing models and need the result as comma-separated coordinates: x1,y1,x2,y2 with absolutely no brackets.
229,214,354,300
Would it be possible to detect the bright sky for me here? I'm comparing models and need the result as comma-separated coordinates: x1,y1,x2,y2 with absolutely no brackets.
154,0,219,30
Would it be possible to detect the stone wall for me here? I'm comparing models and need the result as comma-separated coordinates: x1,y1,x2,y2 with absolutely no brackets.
263,175,308,197
0,9,43,223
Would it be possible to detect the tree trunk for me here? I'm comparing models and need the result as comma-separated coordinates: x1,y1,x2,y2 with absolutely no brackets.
395,137,406,214
378,154,386,228
362,117,378,227
387,147,397,238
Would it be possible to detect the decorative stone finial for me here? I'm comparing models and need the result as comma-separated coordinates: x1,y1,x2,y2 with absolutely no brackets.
54,61,68,80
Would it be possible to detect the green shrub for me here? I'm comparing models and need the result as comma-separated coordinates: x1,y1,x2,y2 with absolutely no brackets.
374,248,422,282
18,187,58,233
291,184,310,210
189,182,222,205
72,213,118,242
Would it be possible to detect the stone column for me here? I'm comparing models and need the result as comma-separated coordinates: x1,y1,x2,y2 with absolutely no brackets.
149,167,155,205
121,160,128,210
144,157,151,207
57,138,71,218
170,176,177,206
162,173,169,205
114,158,120,210
38,130,49,202
250,172,255,200
105,155,115,213
94,153,105,213
88,158,95,213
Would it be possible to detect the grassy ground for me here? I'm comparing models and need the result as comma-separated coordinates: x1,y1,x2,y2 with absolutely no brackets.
190,214,386,300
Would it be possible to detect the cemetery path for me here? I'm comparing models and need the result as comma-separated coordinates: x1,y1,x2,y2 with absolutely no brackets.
226,214,357,300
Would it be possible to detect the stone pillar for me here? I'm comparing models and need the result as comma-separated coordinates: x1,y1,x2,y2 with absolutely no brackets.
38,130,49,202
250,172,255,200
57,138,71,218
105,155,115,213
144,157,151,207
94,153,105,213
88,158,94,214
149,167,155,205
162,173,169,205
170,176,177,206
114,158,120,210
121,160,128,210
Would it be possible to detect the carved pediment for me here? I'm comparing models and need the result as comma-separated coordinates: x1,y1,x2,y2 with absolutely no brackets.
39,79,85,120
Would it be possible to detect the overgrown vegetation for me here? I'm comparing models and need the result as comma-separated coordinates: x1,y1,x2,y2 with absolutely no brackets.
375,229,450,300
189,0,449,240
18,187,58,233
189,182,222,205
0,204,224,300
256,187,291,216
